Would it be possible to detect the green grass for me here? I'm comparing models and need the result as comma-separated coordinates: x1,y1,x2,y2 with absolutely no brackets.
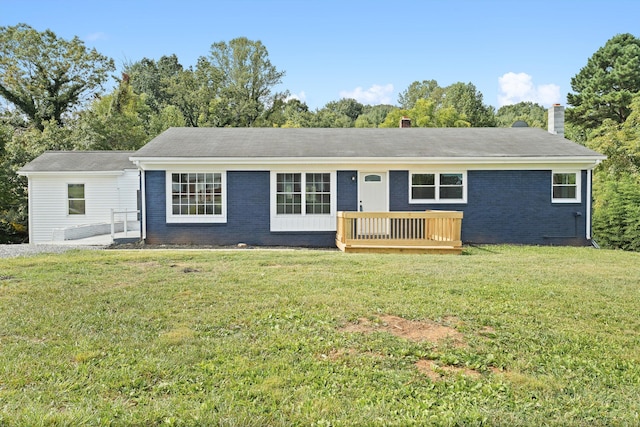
1,245,639,426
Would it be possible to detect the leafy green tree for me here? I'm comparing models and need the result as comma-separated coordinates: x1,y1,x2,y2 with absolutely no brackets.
397,80,494,126
567,33,640,131
379,99,469,128
589,94,640,250
495,102,547,128
435,105,471,127
588,94,640,177
310,109,353,128
257,96,312,128
397,80,443,109
0,122,22,242
592,173,640,251
74,75,151,150
205,37,285,127
311,99,364,128
0,120,76,242
323,99,364,123
165,65,215,127
378,108,410,128
354,104,396,128
125,54,183,113
148,105,186,135
126,55,217,127
0,24,115,130
443,82,496,127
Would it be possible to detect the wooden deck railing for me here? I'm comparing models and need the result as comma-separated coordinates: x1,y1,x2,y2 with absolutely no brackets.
336,211,463,252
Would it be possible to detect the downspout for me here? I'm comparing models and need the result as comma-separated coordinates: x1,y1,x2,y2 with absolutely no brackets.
138,165,147,241
586,168,592,241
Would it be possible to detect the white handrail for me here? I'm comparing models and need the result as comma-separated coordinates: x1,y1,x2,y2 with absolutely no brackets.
110,209,140,239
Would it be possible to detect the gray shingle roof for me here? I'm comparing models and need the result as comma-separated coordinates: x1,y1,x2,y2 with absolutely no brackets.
19,151,136,173
131,127,604,159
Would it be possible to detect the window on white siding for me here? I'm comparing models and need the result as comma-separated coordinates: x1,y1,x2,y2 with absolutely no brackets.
552,172,581,203
166,172,226,223
305,173,331,214
270,172,336,231
276,173,331,215
410,172,466,203
276,173,302,214
68,184,85,215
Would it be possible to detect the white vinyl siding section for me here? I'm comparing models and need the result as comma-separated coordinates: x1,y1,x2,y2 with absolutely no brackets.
270,171,336,232
27,170,139,243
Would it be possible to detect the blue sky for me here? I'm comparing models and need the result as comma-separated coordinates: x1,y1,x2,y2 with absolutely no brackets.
2,0,639,111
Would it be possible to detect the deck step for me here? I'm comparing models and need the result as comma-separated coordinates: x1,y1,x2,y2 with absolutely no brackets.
337,243,462,254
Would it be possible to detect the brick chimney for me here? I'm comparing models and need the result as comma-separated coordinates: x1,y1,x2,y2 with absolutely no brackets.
400,116,411,128
548,104,564,137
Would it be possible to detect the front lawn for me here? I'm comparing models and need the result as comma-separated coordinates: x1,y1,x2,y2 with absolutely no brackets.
1,246,639,425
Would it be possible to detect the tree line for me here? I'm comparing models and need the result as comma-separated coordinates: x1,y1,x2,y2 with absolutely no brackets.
1,24,639,249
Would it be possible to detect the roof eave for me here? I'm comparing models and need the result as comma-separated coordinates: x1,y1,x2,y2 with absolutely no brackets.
131,155,606,169
17,170,131,177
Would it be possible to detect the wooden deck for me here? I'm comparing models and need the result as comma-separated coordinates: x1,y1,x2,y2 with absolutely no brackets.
336,211,463,254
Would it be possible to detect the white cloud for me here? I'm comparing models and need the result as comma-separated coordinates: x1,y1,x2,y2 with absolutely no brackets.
85,32,108,42
497,72,560,107
285,91,307,103
339,83,394,105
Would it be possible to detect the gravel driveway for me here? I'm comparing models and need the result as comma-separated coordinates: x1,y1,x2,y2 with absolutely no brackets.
0,244,106,259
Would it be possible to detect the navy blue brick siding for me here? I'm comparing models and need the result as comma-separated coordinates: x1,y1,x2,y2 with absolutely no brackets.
337,170,358,211
389,170,590,246
145,170,357,247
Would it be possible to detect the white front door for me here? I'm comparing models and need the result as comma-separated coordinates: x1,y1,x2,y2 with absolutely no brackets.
359,172,388,212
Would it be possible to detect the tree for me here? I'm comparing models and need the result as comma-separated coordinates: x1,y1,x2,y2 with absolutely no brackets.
397,80,494,126
588,93,640,250
311,99,364,128
310,109,353,128
205,37,285,127
495,102,547,128
256,96,312,128
0,120,76,242
398,80,443,109
443,82,496,127
125,54,183,113
126,55,217,127
592,173,640,251
164,65,214,127
323,99,364,122
588,93,640,177
74,75,151,150
567,33,640,131
355,104,396,128
379,99,469,128
0,24,115,130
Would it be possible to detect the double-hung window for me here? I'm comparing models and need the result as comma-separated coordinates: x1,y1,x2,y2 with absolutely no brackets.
552,172,580,203
271,172,335,231
276,173,302,214
166,172,226,223
68,183,85,215
410,172,466,203
276,173,331,215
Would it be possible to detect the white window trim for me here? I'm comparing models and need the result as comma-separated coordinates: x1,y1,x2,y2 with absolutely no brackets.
67,183,86,216
409,171,467,204
165,171,227,223
270,171,336,232
552,171,581,204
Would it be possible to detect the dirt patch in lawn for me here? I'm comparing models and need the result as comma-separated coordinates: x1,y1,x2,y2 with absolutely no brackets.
340,315,465,347
415,359,485,381
337,314,502,381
